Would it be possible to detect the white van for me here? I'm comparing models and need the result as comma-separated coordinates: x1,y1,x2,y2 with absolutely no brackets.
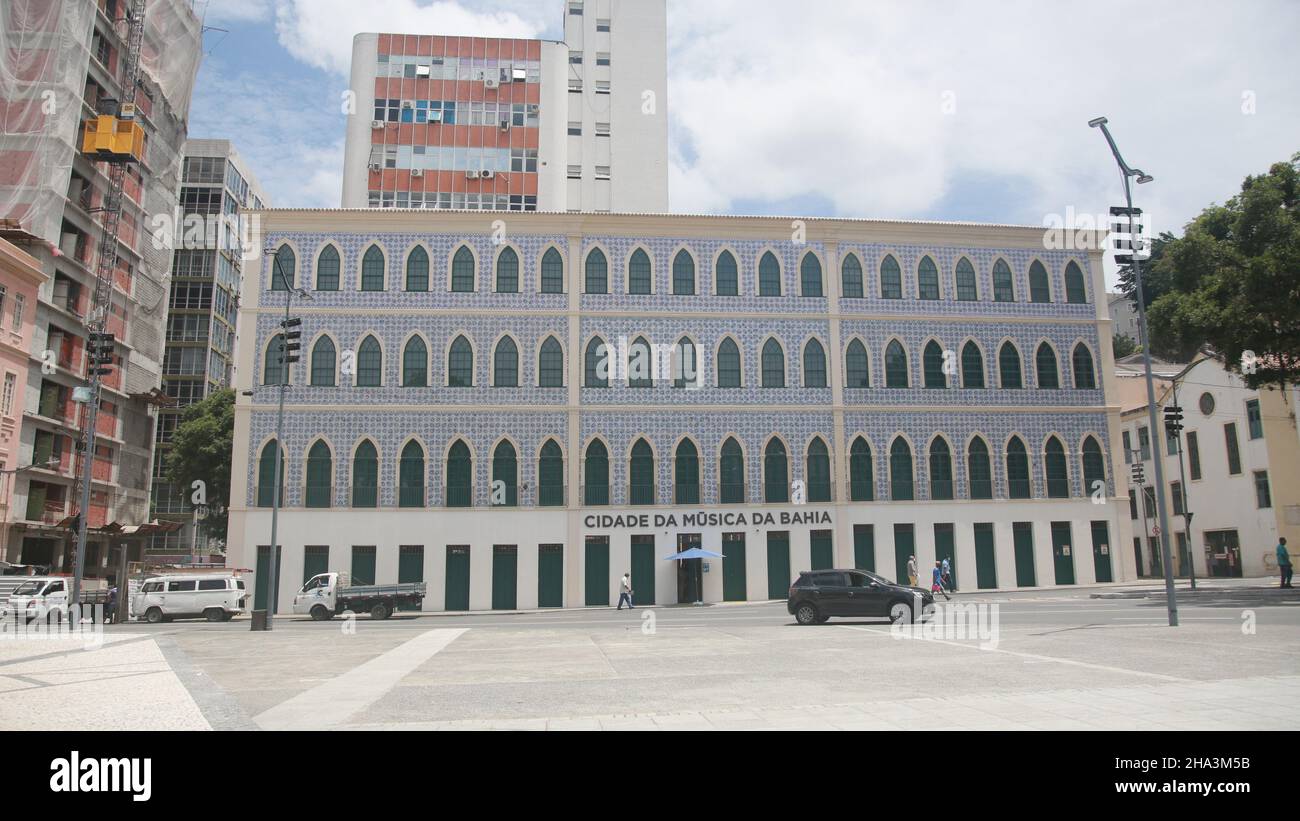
133,575,247,623
0,576,69,622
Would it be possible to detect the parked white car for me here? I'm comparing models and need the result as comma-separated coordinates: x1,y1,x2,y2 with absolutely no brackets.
133,575,247,623
0,576,108,622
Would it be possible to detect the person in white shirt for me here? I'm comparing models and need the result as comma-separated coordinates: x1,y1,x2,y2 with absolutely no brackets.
617,572,634,610
907,555,918,587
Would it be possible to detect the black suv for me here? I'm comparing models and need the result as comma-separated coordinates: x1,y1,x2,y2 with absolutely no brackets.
787,569,933,625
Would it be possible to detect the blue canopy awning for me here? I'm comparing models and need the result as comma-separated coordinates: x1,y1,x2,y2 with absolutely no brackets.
662,548,725,561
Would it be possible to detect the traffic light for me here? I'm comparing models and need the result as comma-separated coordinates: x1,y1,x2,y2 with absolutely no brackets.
1130,462,1145,485
279,317,301,365
1164,404,1184,434
1109,206,1148,266
87,332,115,377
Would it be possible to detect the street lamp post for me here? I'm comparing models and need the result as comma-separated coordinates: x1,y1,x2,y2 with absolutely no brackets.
1168,380,1196,590
1089,116,1179,627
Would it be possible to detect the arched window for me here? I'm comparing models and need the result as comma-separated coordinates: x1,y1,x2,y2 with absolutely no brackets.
889,437,914,501
361,245,385,291
539,440,565,506
929,437,953,500
720,438,745,503
918,256,939,300
1006,437,1031,499
993,259,1015,302
807,438,831,502
880,254,903,299
495,247,519,293
446,440,472,507
1082,436,1106,496
841,254,864,298
923,340,946,389
761,338,785,388
263,334,287,386
800,253,822,297
493,337,519,387
584,440,609,506
315,246,339,291
715,250,739,296
967,437,992,499
310,337,336,387
850,437,874,501
845,340,870,388
448,335,473,387
352,440,378,508
541,248,564,293
674,439,699,504
585,338,609,388
1029,260,1050,303
629,439,655,505
1065,261,1087,304
271,244,295,291
406,246,429,292
1045,436,1069,498
763,439,788,503
356,335,382,387
1072,343,1096,389
628,248,652,294
585,248,608,294
450,246,475,292
759,251,781,296
885,340,908,388
402,337,427,387
672,337,697,389
961,341,984,389
492,441,518,506
256,440,284,507
628,336,653,388
999,342,1023,389
673,250,695,295
717,338,741,387
1036,343,1060,389
955,257,977,301
803,339,827,388
399,441,425,507
538,337,564,387
305,441,332,508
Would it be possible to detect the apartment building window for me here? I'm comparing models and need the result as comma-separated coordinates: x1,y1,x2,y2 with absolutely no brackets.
1246,399,1263,439
569,51,582,64
0,285,6,317
568,1,583,13
1128,489,1137,519
568,122,582,136
1254,471,1271,508
12,294,23,330
1171,481,1184,516
595,81,611,94
1,373,14,417
1122,430,1132,463
567,165,581,179
1143,486,1156,518
595,166,611,179
595,122,610,136
596,19,611,31
1165,420,1179,454
1187,431,1201,480
1137,426,1150,461
1224,423,1241,475
568,79,582,92
596,53,611,66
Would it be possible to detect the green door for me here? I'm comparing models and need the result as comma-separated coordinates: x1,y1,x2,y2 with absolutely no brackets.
1051,521,1076,585
398,546,424,610
766,531,790,599
445,546,470,611
810,530,833,570
255,545,282,611
351,546,376,586
1013,522,1036,587
585,536,609,606
631,535,655,606
722,532,746,601
853,525,875,572
537,544,563,608
934,524,956,589
893,524,914,586
1091,522,1113,583
303,545,329,584
973,524,997,589
492,545,517,610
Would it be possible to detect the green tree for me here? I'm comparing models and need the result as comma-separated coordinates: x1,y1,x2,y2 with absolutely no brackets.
165,389,234,543
1146,153,1300,389
1112,333,1138,358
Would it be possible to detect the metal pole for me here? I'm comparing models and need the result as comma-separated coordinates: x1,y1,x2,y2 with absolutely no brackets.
258,255,292,629
71,354,104,616
1136,458,1151,574
1170,380,1196,589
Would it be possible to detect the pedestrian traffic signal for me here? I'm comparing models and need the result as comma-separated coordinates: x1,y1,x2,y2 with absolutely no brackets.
87,332,115,377
279,317,301,365
1163,404,1184,434
1130,462,1145,485
1109,206,1148,265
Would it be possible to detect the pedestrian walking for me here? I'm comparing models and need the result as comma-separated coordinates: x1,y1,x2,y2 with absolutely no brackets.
931,561,950,601
907,554,918,587
941,556,956,592
1278,538,1293,589
617,572,635,609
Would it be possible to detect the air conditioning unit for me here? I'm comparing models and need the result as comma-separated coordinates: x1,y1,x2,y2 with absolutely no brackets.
499,119,511,132
480,170,496,180
499,68,513,84
512,67,527,82
427,110,442,123
371,120,384,129
400,100,413,109
484,77,500,89
465,170,481,179
367,161,381,170
410,168,423,178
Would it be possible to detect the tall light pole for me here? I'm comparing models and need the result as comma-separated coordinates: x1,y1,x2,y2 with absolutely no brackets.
1090,116,1179,627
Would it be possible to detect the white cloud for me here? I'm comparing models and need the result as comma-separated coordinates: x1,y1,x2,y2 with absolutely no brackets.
198,0,273,24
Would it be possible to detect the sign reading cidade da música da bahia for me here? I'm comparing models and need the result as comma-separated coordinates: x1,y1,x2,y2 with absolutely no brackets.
584,510,833,530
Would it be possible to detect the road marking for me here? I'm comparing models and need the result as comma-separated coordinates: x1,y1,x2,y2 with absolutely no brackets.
837,625,1190,682
253,628,467,731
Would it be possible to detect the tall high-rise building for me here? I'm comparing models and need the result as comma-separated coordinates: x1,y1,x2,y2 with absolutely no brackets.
340,0,668,213
0,0,202,575
148,139,267,559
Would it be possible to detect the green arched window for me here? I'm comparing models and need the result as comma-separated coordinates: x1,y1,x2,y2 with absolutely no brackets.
541,248,564,293
256,440,284,508
1072,343,1096,389
918,256,939,300
356,335,382,387
849,437,874,501
715,250,738,296
264,334,287,386
999,342,1023,389
361,245,385,291
1006,437,1031,499
539,337,563,387
492,440,518,506
967,437,993,499
993,259,1015,302
629,439,655,505
446,440,472,507
628,248,652,294
495,247,519,293
673,250,695,295
351,440,378,508
271,245,295,291
628,337,653,388
761,338,785,388
955,257,977,301
315,246,339,291
763,439,788,503
585,248,607,294
406,246,429,291
845,340,870,388
402,336,427,387
310,337,335,386
880,255,902,299
929,437,953,500
758,251,781,296
539,440,565,506
800,253,822,297
961,341,984,388
305,440,332,508
1082,436,1106,496
717,338,741,387
448,336,473,387
1036,343,1060,389
672,337,697,389
399,441,425,507
451,246,475,292
806,438,831,502
923,340,946,389
841,254,863,298
674,439,699,504
1045,437,1069,498
889,438,914,501
803,339,827,388
584,440,609,506
1065,261,1087,304
885,340,908,388
584,338,608,388
493,337,518,387
1029,260,1050,303
720,438,745,503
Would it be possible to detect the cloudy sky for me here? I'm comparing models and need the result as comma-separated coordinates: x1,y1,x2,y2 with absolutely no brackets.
190,0,1300,257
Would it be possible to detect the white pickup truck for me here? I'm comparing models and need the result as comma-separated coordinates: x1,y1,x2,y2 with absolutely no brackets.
291,572,426,621
0,576,109,623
